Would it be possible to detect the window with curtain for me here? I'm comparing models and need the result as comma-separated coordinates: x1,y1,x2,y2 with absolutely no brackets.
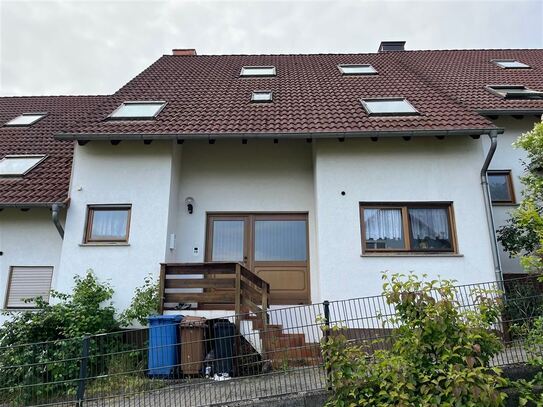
361,203,455,252
85,205,131,243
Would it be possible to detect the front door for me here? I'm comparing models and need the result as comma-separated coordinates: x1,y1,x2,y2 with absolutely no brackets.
206,213,310,305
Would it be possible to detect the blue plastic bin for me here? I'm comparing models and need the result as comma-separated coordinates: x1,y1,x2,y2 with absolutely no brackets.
148,315,183,377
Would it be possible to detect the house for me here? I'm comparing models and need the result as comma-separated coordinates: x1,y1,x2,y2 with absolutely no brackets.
1,43,542,326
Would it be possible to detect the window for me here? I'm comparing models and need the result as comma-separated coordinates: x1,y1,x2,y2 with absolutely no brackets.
255,220,307,261
487,85,543,99
5,266,53,309
108,101,166,119
5,113,47,126
360,203,456,253
240,66,276,77
360,98,419,116
492,59,530,69
251,91,273,102
338,64,377,75
0,155,46,177
488,171,515,204
84,205,131,243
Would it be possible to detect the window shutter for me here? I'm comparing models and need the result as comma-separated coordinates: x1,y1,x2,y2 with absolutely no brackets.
6,266,53,308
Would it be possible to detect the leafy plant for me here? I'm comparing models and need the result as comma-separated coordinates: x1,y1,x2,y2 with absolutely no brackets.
321,273,507,406
119,274,160,326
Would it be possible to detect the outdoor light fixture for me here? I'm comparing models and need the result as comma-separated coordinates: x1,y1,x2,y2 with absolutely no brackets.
185,197,194,214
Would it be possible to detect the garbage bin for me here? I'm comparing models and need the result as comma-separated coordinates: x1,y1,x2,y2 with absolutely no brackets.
213,320,236,375
148,314,183,377
179,316,207,375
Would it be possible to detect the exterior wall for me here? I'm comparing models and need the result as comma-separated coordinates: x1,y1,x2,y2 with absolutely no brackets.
0,208,64,324
56,141,175,312
172,140,318,301
485,116,540,274
314,136,496,301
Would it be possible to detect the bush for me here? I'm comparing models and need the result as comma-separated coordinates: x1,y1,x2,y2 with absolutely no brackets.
0,271,121,405
119,274,160,326
321,273,507,406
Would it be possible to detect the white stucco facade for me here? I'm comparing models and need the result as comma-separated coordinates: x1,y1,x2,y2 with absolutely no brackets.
484,117,540,274
313,136,496,300
0,209,64,324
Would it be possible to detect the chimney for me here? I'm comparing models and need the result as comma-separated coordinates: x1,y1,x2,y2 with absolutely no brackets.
172,49,197,56
378,41,406,52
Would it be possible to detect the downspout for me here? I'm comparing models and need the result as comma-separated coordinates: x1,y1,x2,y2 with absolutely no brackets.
480,130,503,286
51,203,64,239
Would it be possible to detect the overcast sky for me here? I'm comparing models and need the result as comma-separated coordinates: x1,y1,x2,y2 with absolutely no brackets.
0,0,541,96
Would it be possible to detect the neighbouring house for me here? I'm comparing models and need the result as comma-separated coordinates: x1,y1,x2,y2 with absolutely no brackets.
1,42,542,327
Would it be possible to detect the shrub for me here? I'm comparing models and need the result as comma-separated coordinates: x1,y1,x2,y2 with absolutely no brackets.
321,273,507,406
0,271,120,405
119,274,160,326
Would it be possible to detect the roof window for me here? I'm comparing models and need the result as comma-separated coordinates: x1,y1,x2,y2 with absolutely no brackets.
487,85,543,99
5,113,47,126
0,155,46,177
108,101,166,120
492,59,530,69
360,98,419,116
338,64,377,75
240,66,276,77
251,91,273,102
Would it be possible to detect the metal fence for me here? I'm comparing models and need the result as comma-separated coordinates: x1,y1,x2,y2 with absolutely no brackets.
1,275,542,407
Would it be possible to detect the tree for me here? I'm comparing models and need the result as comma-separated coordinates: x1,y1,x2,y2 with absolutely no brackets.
497,121,543,272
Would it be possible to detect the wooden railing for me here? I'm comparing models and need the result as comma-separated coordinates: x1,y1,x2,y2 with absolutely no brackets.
159,262,270,332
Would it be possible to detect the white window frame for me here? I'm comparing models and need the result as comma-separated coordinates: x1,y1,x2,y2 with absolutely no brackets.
338,64,377,75
240,66,276,77
107,101,167,120
486,85,543,99
5,112,47,127
360,97,419,116
0,155,47,177
4,266,54,309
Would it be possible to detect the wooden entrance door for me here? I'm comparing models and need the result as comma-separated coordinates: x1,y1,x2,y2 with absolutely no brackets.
206,213,310,305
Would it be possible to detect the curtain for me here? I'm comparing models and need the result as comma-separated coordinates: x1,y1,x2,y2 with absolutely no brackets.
212,220,244,261
255,220,307,261
408,208,450,240
364,209,403,240
92,210,128,239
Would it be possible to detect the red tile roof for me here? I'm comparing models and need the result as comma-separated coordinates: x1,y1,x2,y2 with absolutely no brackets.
0,95,106,206
59,52,512,139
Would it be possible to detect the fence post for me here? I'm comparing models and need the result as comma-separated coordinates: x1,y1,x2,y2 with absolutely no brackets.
323,300,332,391
76,336,90,406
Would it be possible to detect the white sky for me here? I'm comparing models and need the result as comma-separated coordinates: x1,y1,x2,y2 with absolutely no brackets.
0,0,542,96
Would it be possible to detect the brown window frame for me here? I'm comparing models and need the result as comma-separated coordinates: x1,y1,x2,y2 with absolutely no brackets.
360,202,458,254
488,170,516,204
84,204,132,243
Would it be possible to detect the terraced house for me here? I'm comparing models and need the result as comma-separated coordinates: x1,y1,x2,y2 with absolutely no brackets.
1,42,542,326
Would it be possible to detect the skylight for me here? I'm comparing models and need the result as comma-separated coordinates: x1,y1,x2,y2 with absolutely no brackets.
240,66,276,77
5,113,47,126
492,59,530,69
108,101,166,119
487,85,543,99
338,64,377,75
360,98,419,116
0,155,46,177
251,91,273,102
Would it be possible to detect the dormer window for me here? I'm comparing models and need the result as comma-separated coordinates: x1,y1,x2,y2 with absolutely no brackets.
492,59,530,69
360,98,419,116
487,85,543,99
5,113,47,127
251,91,273,103
0,155,46,177
338,64,377,75
108,101,166,120
240,66,276,77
